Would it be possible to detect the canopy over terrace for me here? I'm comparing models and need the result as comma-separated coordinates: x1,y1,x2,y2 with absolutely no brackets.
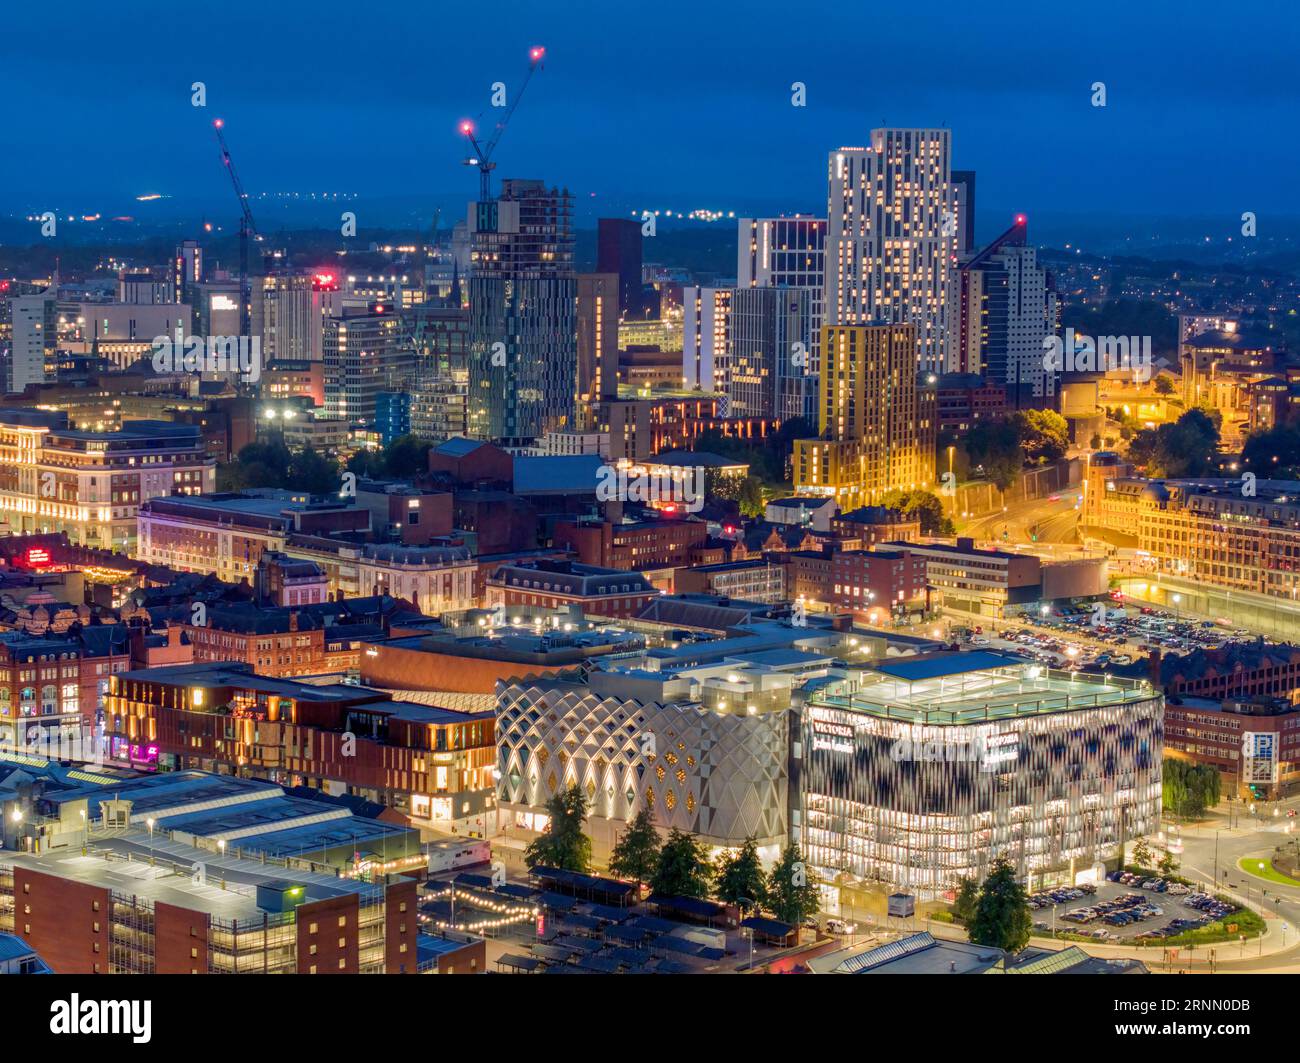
810,651,1154,725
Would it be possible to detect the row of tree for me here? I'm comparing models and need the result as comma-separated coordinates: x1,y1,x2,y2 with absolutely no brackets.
961,409,1070,490
217,433,436,495
217,439,341,495
524,786,820,926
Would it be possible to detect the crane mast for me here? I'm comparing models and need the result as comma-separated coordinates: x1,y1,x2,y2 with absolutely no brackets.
213,118,261,338
461,47,545,203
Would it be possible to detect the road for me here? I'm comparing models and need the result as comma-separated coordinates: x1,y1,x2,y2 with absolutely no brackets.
959,490,1085,547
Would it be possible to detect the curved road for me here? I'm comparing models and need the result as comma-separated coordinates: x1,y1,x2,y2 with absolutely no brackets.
959,490,1084,547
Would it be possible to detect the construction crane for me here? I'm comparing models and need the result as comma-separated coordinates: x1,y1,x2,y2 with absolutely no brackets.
212,118,261,337
460,46,545,202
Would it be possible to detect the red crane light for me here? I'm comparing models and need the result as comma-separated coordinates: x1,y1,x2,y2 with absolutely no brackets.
213,118,224,129
530,46,545,61
460,120,473,135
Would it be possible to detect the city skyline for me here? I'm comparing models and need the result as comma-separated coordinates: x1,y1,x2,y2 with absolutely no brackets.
3,0,1300,1003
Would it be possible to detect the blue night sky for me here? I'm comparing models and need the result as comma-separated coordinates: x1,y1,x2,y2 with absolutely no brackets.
2,0,1297,229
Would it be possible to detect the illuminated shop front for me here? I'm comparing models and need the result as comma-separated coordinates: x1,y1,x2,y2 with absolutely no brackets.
799,653,1163,897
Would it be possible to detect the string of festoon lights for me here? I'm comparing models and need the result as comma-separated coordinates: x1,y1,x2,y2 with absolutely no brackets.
421,884,541,933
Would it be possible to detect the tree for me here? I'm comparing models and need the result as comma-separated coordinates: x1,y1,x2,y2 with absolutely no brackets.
1131,837,1153,868
880,489,956,536
523,784,592,872
1012,409,1069,465
1162,757,1221,819
965,418,1022,490
226,438,344,495
345,434,432,480
692,417,814,487
1158,851,1180,877
736,477,766,518
714,836,767,911
1127,409,1220,477
289,445,343,495
384,434,433,478
1089,433,1103,451
233,439,292,488
1242,425,1300,480
766,843,820,926
650,828,714,899
346,447,388,479
968,856,1032,953
607,807,660,886
952,875,980,925
1153,373,1176,396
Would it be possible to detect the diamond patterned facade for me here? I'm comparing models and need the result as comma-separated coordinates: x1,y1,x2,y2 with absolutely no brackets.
495,677,788,858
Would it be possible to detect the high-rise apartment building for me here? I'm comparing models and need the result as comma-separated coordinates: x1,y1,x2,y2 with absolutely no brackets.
728,286,815,421
173,239,202,314
409,304,470,441
955,216,1060,398
596,217,648,319
825,129,957,374
467,179,577,445
7,291,55,394
737,216,825,415
256,272,317,363
951,169,977,256
682,286,732,395
576,273,619,428
793,323,936,508
323,306,406,425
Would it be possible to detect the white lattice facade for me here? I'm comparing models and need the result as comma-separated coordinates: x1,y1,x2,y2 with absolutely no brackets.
495,678,789,858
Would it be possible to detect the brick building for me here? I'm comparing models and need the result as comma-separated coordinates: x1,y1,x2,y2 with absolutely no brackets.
104,662,495,827
555,516,709,571
0,627,131,747
1164,694,1300,799
485,559,658,619
0,771,483,973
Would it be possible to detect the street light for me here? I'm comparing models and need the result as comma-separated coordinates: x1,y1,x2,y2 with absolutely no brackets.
147,817,155,866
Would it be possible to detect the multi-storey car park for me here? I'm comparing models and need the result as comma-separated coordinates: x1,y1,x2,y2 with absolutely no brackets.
798,651,1164,900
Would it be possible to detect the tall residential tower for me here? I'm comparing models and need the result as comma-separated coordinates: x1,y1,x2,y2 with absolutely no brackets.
467,179,577,445
825,129,957,375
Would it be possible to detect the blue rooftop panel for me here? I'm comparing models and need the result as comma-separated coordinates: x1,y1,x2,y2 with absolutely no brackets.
873,651,1021,682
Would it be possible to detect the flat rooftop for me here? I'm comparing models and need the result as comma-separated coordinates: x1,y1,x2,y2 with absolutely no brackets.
3,831,381,923
114,661,372,702
809,655,1154,724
